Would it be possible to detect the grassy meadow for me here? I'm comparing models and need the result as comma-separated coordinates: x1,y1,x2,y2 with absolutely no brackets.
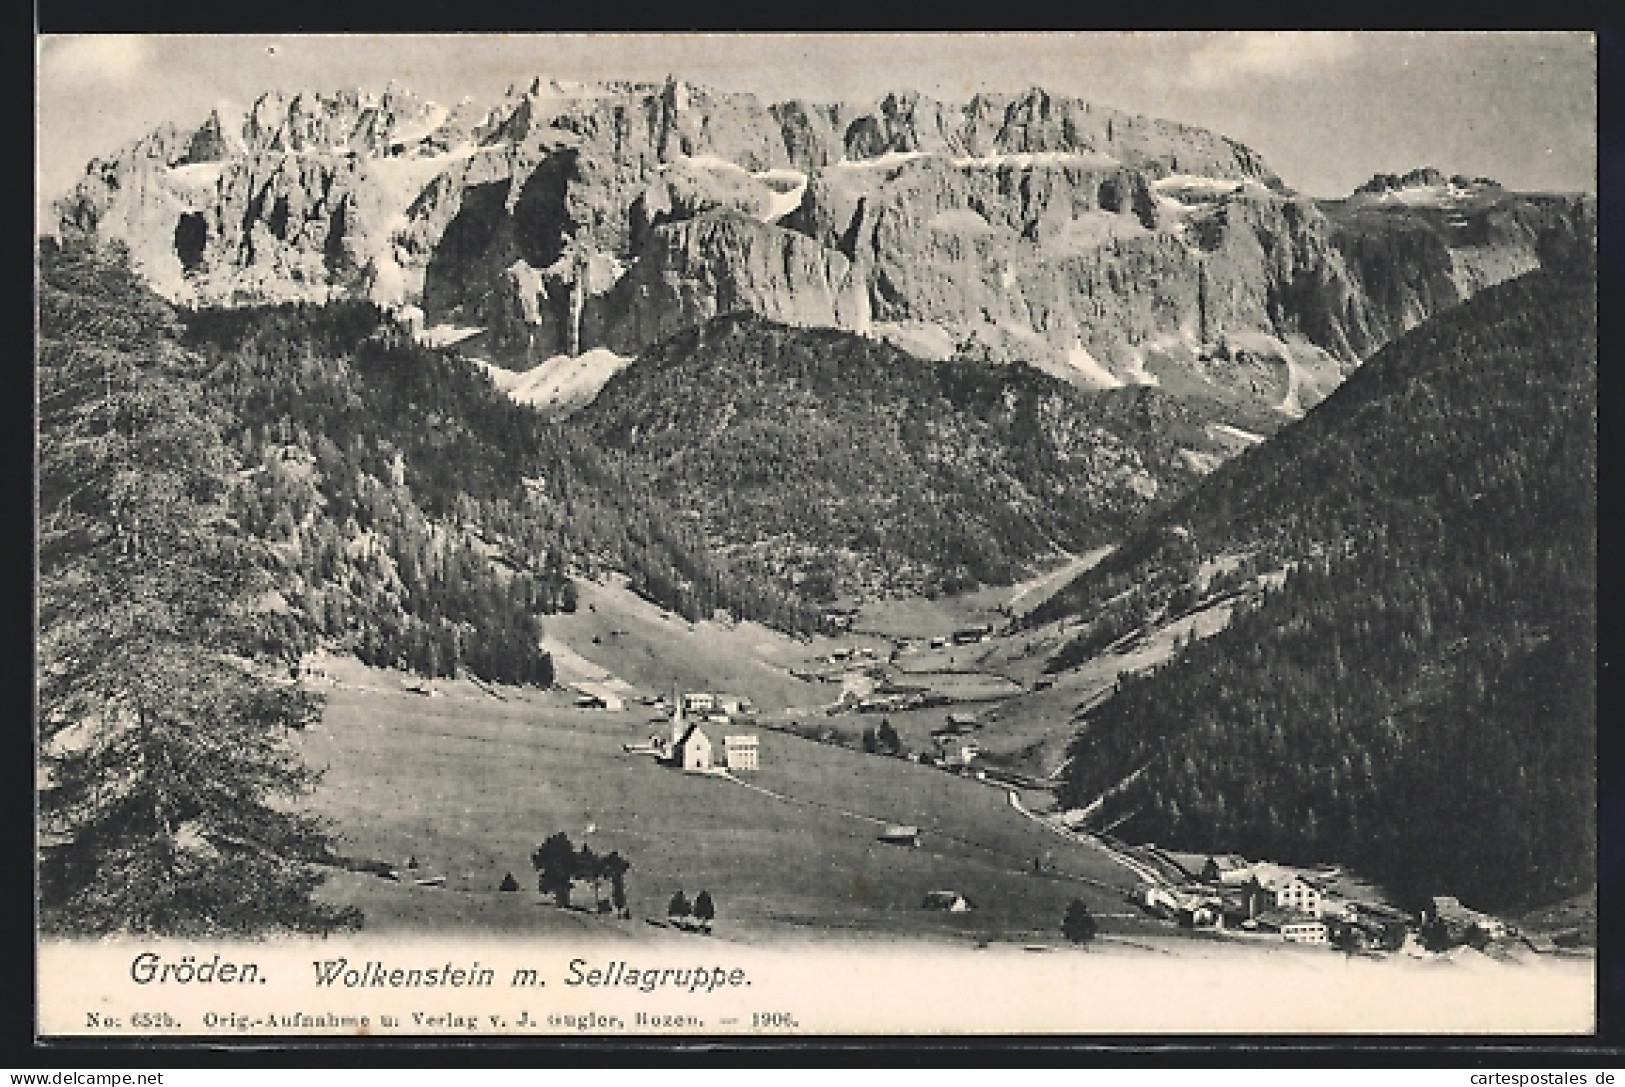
296,654,1153,945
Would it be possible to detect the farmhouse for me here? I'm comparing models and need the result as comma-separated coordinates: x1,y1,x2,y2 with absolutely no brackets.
1202,854,1252,884
1133,884,1180,915
621,734,666,756
840,674,877,703
878,825,921,847
936,738,979,767
922,890,975,912
1176,902,1222,929
1246,907,1318,936
723,734,759,771
681,692,719,715
1252,866,1323,918
1429,896,1507,939
1317,896,1361,923
1280,918,1329,944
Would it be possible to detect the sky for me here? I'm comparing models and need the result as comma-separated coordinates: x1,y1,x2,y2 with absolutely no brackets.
36,31,1597,213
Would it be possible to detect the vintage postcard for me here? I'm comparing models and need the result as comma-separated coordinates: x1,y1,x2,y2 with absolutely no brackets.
35,31,1597,1039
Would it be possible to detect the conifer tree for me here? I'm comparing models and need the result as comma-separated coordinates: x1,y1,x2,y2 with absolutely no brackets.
37,239,356,935
531,832,576,906
693,890,715,932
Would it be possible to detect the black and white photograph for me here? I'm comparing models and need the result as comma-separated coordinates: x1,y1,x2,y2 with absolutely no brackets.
33,31,1598,1037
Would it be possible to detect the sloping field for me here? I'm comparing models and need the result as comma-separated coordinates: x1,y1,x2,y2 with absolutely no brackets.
294,661,1149,945
540,577,845,714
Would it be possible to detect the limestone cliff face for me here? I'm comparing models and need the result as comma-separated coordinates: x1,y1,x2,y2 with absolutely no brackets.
57,80,1592,412
585,211,870,355
785,153,1373,387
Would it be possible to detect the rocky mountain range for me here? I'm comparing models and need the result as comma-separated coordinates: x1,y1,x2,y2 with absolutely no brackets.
55,78,1594,424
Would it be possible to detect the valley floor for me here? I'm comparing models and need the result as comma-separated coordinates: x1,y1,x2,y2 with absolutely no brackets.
293,570,1589,982
296,653,1155,945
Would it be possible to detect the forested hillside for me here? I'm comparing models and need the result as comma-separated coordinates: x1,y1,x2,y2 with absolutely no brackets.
581,315,1254,600
1051,259,1596,912
181,296,824,679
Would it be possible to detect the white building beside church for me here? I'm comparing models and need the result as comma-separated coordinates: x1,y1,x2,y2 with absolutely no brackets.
723,734,759,771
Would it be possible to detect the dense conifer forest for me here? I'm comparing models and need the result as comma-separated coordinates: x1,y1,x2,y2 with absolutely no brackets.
581,314,1247,600
180,290,824,681
1051,260,1596,912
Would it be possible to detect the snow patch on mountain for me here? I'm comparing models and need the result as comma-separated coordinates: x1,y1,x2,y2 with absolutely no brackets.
1153,174,1244,199
1179,448,1225,475
386,103,451,148
1367,183,1483,207
474,348,633,414
871,321,958,361
166,162,225,189
669,154,747,175
1065,340,1124,389
929,208,997,235
1276,350,1307,417
1207,423,1266,446
830,150,933,173
418,324,485,348
951,149,1120,170
753,168,808,221
1118,345,1160,386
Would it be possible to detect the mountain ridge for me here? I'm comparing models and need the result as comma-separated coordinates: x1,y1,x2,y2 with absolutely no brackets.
57,77,1593,421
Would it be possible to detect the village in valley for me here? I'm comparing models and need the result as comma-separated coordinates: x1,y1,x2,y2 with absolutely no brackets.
288,566,1591,964
603,678,1540,958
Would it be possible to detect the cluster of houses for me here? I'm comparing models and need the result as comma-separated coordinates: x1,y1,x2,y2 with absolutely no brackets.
797,624,997,681
820,607,859,633
931,713,981,750
1426,895,1509,942
854,687,952,715
811,664,950,716
1123,849,1539,954
792,646,885,687
890,625,995,655
621,692,760,774
1129,851,1419,948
